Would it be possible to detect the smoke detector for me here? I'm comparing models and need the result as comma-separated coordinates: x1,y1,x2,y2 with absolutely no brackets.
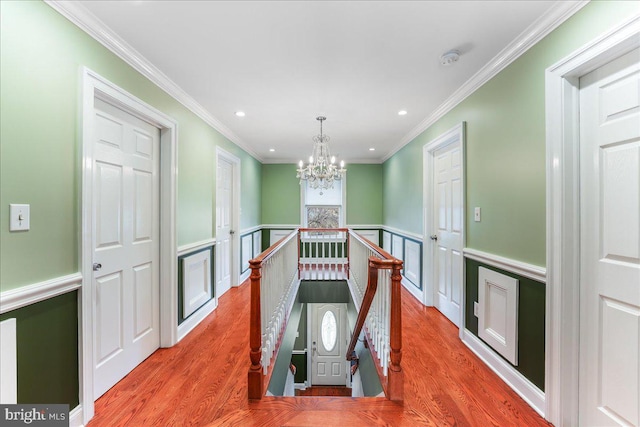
440,50,460,66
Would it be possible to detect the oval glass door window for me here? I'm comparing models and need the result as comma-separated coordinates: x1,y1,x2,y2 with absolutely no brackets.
321,310,337,352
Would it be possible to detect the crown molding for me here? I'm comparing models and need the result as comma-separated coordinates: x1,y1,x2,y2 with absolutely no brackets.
45,0,263,162
382,0,589,162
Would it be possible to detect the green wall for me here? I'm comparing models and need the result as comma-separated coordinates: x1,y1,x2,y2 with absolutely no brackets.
261,163,383,226
346,164,382,225
261,164,301,225
0,293,79,406
382,1,638,267
0,0,262,291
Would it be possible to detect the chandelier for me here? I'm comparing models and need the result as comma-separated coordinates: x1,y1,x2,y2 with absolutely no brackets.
296,116,346,189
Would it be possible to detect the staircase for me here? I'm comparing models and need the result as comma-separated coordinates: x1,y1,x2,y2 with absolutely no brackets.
247,228,404,402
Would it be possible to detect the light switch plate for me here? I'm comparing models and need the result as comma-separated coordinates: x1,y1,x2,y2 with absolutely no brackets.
474,302,479,317
474,207,481,222
9,204,30,231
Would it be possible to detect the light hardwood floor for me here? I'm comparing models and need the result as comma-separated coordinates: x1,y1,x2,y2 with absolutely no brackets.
88,280,551,426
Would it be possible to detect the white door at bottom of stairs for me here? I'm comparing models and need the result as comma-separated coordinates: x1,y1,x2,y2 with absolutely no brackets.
310,303,347,386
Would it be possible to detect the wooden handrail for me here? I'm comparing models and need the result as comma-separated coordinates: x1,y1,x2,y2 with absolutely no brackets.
247,229,298,400
346,230,404,402
346,256,384,358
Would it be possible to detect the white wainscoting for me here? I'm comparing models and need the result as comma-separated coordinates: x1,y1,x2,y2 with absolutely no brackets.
478,267,519,365
391,235,404,263
253,232,262,257
353,229,379,246
182,250,213,318
404,239,421,288
463,248,546,283
0,273,82,314
270,229,294,246
0,318,17,404
382,231,391,253
241,234,253,274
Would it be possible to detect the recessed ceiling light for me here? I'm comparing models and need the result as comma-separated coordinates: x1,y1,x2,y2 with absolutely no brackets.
269,148,275,152
235,111,245,117
398,110,407,116
369,148,376,151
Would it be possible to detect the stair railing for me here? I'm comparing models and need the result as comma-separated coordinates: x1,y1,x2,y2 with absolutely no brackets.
248,229,300,399
347,231,404,402
298,228,349,280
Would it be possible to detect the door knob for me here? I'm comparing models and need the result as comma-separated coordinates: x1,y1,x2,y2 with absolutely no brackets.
229,230,235,235
93,263,102,271
430,235,438,241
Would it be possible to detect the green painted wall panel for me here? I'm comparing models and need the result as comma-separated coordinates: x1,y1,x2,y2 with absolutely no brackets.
262,163,383,226
261,164,301,225
346,164,382,225
465,259,545,390
382,1,638,266
0,1,261,291
0,293,79,406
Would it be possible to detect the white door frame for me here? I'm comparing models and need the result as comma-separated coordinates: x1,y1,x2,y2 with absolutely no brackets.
422,122,466,333
215,146,241,295
545,16,640,426
81,68,178,424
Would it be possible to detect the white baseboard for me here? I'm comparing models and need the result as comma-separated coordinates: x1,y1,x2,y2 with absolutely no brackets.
177,298,217,342
69,404,83,427
461,328,545,417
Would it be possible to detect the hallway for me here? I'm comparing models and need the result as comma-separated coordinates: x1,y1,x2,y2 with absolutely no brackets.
88,280,551,426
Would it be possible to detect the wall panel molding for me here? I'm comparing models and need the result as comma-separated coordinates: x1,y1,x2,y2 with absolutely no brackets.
381,225,423,241
463,248,546,283
0,273,82,314
177,238,216,257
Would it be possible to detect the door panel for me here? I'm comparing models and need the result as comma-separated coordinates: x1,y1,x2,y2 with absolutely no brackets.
579,47,640,426
93,99,160,398
432,142,463,327
216,157,233,297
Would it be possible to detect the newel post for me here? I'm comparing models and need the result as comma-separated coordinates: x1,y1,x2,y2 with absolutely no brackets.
247,258,263,399
388,259,404,402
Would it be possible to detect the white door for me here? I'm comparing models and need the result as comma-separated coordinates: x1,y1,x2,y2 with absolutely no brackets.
92,98,160,398
431,142,463,327
216,156,234,297
579,47,640,427
310,303,347,386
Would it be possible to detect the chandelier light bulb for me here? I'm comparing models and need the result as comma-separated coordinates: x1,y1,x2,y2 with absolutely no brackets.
331,156,335,164
340,160,345,168
299,160,303,168
309,156,313,163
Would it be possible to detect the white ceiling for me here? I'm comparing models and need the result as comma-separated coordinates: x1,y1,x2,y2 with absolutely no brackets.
73,0,564,163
